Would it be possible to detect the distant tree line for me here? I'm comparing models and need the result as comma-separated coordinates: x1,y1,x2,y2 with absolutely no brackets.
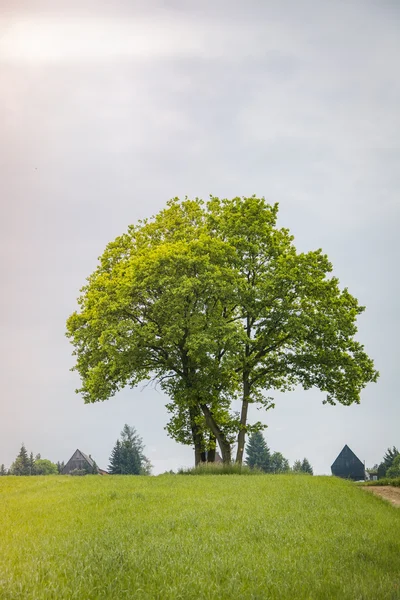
0,444,63,476
245,431,313,475
0,425,151,477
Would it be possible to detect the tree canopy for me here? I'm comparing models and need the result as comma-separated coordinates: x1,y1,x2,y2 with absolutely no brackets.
66,196,379,464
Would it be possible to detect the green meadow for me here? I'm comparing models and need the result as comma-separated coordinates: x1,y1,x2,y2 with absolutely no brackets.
1,475,399,600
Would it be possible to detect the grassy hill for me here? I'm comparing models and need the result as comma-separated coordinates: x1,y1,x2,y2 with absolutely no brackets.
0,474,399,599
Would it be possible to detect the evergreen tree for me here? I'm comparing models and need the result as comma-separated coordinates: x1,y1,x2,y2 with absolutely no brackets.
386,454,400,478
57,461,65,474
292,460,302,473
10,444,30,476
29,452,36,475
108,439,123,474
0,464,7,476
301,458,313,475
108,425,152,475
245,432,270,472
377,446,399,479
269,452,290,473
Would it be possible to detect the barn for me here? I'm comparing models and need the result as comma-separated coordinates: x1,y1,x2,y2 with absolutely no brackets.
331,445,365,480
62,449,98,475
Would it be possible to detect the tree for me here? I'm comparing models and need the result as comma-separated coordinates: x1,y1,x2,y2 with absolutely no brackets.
292,460,302,473
0,464,7,476
67,197,379,465
10,444,30,476
301,458,313,475
269,452,290,473
57,461,65,474
377,447,399,479
386,454,400,478
108,425,151,475
245,431,270,472
29,452,36,475
108,439,123,474
34,459,58,475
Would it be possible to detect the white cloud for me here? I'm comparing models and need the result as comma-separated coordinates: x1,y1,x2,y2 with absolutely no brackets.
0,16,201,62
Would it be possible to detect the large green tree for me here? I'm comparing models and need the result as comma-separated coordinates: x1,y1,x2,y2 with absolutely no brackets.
67,197,378,464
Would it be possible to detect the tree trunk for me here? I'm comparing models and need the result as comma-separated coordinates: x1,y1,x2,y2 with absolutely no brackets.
190,406,205,467
207,434,216,462
200,404,231,463
236,373,250,465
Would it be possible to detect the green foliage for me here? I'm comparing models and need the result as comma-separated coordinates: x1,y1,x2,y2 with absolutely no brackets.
301,458,313,475
34,459,58,476
66,196,379,465
56,461,65,474
245,431,270,472
377,447,399,479
0,464,7,476
386,454,400,479
269,452,290,473
10,444,30,476
292,460,303,472
177,463,261,475
363,477,400,488
0,476,399,599
108,425,152,475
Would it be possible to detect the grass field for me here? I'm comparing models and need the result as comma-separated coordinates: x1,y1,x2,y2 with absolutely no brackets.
1,475,399,599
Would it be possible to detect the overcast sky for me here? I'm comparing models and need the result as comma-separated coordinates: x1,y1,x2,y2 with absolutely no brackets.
1,1,399,475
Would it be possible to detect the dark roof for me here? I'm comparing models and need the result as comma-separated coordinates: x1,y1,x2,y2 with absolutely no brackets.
331,445,365,480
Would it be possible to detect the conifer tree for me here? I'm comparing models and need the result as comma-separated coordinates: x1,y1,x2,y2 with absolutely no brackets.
29,452,36,475
108,439,123,474
0,464,7,476
301,458,313,475
245,431,270,472
269,452,290,473
377,446,399,479
386,454,400,478
10,444,30,475
108,425,152,475
292,459,302,473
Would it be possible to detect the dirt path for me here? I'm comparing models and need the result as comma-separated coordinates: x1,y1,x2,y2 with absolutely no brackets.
363,486,400,507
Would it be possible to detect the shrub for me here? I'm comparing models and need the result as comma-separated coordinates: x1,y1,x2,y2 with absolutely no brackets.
362,477,400,488
177,463,263,475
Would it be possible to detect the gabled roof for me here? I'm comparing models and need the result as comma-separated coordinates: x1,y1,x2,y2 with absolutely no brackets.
62,449,95,474
331,444,365,480
331,444,364,469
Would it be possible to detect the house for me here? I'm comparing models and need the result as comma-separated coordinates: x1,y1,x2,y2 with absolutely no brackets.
331,445,365,480
62,449,103,475
204,450,223,463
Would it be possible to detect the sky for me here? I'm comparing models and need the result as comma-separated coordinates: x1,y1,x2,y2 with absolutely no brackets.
1,0,399,475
